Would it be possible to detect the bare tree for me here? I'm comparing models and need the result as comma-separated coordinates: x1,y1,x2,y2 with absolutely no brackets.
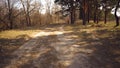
28,0,44,25
0,0,18,29
20,0,33,26
7,0,13,29
45,0,53,24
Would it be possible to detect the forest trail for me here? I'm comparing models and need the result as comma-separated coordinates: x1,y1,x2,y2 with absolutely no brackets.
3,25,120,68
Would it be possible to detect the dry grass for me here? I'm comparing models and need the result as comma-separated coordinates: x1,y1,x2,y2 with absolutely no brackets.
0,29,41,39
0,27,41,67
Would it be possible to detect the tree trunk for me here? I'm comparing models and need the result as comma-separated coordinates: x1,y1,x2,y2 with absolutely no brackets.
7,0,13,29
114,0,120,27
87,6,90,23
20,0,31,26
70,11,74,24
79,7,83,19
70,1,75,24
27,12,31,26
97,15,99,24
93,4,97,23
115,13,119,26
82,0,88,25
26,0,31,26
82,10,86,25
93,12,96,23
8,10,13,29
104,9,107,24
87,1,90,23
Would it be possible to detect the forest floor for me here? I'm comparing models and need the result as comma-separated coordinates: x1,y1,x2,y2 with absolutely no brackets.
0,22,120,68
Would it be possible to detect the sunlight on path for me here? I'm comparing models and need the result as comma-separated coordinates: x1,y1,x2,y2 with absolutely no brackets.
4,25,105,68
50,26,103,68
4,26,73,68
50,25,80,67
4,31,56,68
34,31,72,38
4,37,44,68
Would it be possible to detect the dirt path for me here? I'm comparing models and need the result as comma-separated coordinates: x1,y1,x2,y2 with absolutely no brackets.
3,25,120,68
52,26,101,68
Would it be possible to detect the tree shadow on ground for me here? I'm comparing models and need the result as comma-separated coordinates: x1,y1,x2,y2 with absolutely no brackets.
0,34,31,68
1,35,60,68
1,24,120,68
9,26,120,68
68,28,120,68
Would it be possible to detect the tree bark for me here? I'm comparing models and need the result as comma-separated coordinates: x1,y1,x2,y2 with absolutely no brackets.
87,6,90,23
82,10,86,25
82,0,88,25
70,11,74,24
93,3,97,23
70,1,75,24
87,1,90,23
20,0,31,26
104,8,107,24
114,0,120,27
79,7,83,19
7,0,13,29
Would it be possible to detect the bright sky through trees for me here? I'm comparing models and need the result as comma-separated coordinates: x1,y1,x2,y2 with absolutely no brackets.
111,8,120,17
13,0,120,15
14,0,55,14
40,0,55,14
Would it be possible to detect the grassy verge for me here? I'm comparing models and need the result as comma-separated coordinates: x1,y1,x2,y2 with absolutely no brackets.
0,27,42,67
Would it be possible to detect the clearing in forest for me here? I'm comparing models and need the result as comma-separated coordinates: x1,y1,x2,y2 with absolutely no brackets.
0,23,120,68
